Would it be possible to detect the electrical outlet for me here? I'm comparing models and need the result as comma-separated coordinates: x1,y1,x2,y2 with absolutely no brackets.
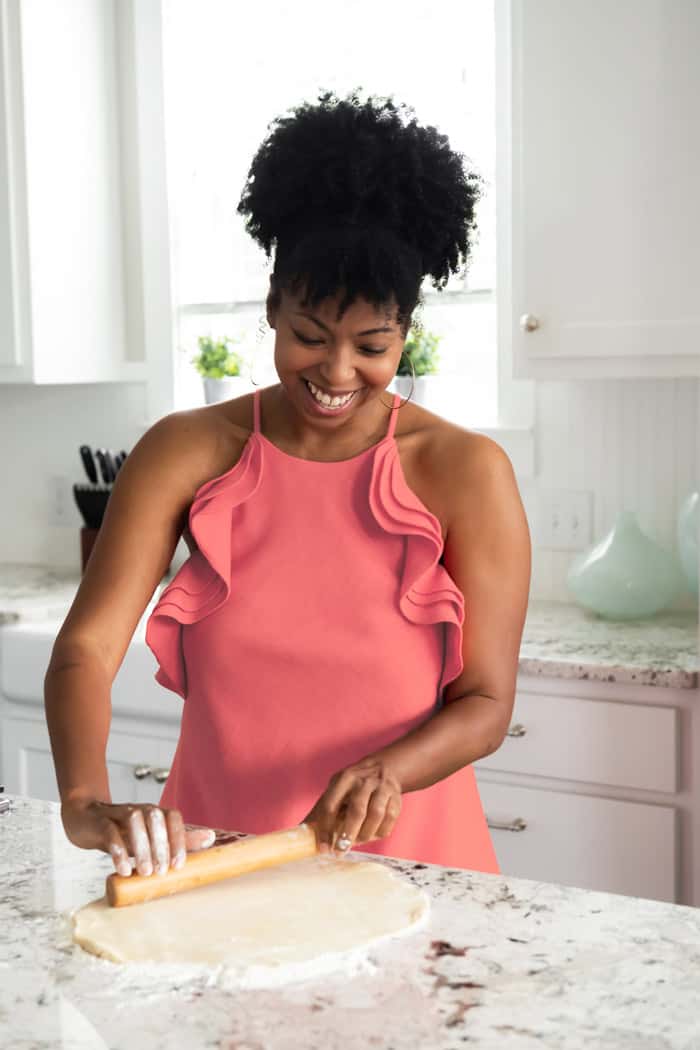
48,475,72,528
537,489,593,551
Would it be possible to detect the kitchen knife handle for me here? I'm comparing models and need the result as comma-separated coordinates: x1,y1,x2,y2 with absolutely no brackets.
103,450,118,482
94,448,113,486
105,821,321,908
113,450,129,473
79,445,98,485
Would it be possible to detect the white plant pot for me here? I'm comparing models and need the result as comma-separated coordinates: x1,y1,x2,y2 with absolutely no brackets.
389,374,436,407
203,375,252,405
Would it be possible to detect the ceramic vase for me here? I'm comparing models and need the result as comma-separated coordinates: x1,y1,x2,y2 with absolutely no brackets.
566,510,682,620
677,491,699,597
203,375,253,404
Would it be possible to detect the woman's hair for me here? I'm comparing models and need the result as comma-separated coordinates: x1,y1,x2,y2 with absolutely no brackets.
236,88,485,338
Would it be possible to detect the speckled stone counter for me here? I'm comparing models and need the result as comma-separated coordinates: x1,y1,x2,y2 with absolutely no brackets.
1,563,697,689
1,795,699,1049
517,600,699,689
0,564,81,625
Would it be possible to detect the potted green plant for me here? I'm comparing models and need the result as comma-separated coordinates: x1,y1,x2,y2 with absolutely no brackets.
390,325,442,406
191,334,251,404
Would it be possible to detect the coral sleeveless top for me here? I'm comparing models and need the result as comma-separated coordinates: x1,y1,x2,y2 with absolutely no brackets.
145,387,499,873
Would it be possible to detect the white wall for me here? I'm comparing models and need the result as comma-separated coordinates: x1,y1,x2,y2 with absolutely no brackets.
0,376,696,612
521,377,697,611
0,383,148,567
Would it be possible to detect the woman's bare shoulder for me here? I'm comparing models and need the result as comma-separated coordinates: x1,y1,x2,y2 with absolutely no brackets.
396,401,499,539
152,394,256,496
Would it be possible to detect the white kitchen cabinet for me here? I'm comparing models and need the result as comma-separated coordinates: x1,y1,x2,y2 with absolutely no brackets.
1,707,179,807
478,780,676,903
0,610,182,806
504,0,700,380
473,674,694,906
0,0,148,384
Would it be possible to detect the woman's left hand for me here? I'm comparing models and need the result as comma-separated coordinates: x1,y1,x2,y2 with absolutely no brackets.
302,755,403,854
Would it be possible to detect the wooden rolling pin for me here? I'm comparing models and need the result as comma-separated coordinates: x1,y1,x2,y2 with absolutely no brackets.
106,821,321,908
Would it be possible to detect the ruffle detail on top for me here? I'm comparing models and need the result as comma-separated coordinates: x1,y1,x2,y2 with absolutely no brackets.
144,436,264,699
369,439,465,697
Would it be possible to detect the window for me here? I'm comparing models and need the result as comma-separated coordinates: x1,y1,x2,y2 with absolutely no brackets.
161,0,496,423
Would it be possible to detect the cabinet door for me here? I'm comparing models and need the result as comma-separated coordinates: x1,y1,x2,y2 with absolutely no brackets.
1,714,177,806
1,717,64,802
0,0,150,385
477,776,677,903
0,0,30,379
105,730,177,807
508,0,700,380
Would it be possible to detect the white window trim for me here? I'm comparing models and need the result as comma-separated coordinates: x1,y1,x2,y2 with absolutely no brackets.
117,0,177,423
124,0,534,477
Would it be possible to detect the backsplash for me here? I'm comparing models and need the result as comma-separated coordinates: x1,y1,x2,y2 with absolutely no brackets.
0,382,148,566
520,377,698,611
0,376,697,611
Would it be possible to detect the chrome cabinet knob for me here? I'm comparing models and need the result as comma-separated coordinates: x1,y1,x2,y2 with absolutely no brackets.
133,765,153,779
506,722,527,737
519,313,540,331
152,768,171,783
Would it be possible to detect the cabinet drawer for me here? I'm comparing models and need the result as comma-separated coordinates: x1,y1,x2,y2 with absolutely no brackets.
477,777,677,903
106,726,178,804
475,691,677,793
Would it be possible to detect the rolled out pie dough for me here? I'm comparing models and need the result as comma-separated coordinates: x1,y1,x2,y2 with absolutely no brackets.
71,855,430,981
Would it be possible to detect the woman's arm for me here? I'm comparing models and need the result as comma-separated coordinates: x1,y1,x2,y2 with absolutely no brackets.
372,434,532,791
43,409,228,869
45,413,198,799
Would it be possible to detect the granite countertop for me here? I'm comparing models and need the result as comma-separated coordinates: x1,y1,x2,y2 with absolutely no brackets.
0,562,698,689
0,564,82,624
1,795,699,1049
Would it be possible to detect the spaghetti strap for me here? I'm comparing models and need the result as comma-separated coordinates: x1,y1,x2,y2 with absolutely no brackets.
252,387,261,433
386,392,400,440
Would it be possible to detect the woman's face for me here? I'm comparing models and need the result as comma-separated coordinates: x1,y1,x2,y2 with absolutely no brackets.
267,288,406,426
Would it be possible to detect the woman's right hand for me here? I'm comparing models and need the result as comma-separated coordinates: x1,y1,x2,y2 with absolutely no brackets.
61,797,218,877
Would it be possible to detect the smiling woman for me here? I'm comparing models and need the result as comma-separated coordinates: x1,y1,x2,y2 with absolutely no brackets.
48,87,528,884
143,88,512,870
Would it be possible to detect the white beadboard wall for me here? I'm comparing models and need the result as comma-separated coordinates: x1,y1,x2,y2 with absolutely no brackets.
520,377,698,611
0,377,697,613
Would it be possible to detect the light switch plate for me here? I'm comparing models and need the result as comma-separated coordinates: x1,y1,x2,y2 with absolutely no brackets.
536,489,593,551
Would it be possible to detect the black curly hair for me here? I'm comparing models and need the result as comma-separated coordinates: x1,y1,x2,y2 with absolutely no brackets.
236,87,485,338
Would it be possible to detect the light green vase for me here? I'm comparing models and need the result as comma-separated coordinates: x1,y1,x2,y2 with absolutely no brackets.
566,510,682,620
677,491,699,597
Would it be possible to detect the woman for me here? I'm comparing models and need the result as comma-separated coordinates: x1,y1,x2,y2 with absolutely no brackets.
48,89,531,881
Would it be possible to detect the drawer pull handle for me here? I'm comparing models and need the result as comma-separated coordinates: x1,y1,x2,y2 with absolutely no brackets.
133,765,153,779
486,816,527,832
506,722,527,737
152,768,171,783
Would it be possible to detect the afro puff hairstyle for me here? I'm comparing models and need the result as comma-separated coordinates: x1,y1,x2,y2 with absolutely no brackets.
236,87,485,337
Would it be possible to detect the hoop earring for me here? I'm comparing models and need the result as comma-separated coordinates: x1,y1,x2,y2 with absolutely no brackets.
250,313,268,387
249,346,262,387
381,350,415,409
